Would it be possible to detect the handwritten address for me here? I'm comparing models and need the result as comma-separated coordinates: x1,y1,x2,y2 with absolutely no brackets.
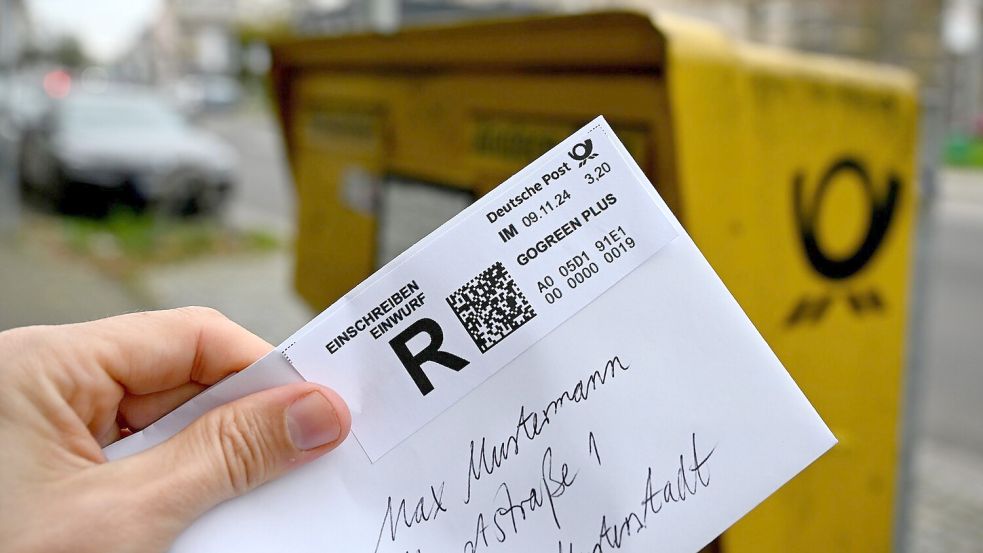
372,355,716,553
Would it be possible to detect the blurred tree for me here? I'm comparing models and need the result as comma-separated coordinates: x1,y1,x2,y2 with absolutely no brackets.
51,36,89,68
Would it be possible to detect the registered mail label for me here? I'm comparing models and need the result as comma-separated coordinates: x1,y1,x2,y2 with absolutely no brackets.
284,117,677,461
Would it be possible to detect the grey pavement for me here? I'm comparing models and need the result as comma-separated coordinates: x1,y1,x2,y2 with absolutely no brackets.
919,170,983,458
139,250,313,345
905,169,983,553
0,234,149,329
909,438,983,552
0,229,310,346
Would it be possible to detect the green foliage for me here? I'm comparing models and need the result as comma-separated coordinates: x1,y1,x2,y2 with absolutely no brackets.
945,134,983,168
56,209,279,277
50,36,88,69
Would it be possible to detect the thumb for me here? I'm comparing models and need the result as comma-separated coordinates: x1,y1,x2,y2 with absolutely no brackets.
123,383,350,523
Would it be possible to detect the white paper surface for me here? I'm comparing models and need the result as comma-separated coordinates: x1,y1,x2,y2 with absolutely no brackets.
106,116,836,553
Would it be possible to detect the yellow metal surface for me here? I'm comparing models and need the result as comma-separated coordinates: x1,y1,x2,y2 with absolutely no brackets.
656,14,918,552
272,11,917,552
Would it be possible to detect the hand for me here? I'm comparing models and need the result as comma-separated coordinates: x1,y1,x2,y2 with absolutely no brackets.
0,307,351,553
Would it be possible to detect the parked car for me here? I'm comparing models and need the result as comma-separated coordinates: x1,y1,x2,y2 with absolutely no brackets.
20,86,236,216
0,72,51,137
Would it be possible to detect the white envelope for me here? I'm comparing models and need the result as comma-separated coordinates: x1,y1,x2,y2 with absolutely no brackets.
106,116,835,553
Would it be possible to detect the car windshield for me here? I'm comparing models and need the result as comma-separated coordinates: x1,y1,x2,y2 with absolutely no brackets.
60,93,185,132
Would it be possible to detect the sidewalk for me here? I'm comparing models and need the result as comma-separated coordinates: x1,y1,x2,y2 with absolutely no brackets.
907,169,983,552
139,249,313,345
0,222,310,345
909,438,983,552
0,235,150,330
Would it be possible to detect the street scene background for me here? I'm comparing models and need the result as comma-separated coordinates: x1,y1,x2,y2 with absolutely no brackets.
1,1,982,551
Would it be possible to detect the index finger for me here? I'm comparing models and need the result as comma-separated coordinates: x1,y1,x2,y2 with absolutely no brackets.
72,306,273,395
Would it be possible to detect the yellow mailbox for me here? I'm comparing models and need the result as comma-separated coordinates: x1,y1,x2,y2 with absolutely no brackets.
270,11,917,552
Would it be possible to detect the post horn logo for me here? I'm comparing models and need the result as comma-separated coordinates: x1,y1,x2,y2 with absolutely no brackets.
568,139,598,167
786,157,902,327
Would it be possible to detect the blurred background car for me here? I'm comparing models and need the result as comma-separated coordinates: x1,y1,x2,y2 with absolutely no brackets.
19,85,236,216
0,70,50,136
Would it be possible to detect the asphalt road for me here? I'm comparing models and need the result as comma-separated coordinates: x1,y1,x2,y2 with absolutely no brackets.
197,108,296,235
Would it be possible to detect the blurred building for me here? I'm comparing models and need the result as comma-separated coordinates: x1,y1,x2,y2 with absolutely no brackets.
284,0,944,92
0,0,32,69
119,0,240,84
110,0,956,178
940,0,983,133
169,0,241,75
289,0,540,34
0,0,32,231
451,0,948,185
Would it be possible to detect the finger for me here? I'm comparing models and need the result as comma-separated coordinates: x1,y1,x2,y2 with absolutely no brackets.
96,420,121,447
118,382,208,431
114,383,350,523
69,307,272,395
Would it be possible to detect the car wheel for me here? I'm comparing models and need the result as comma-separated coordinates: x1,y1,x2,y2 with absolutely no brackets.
155,168,228,218
186,182,228,217
17,136,40,195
